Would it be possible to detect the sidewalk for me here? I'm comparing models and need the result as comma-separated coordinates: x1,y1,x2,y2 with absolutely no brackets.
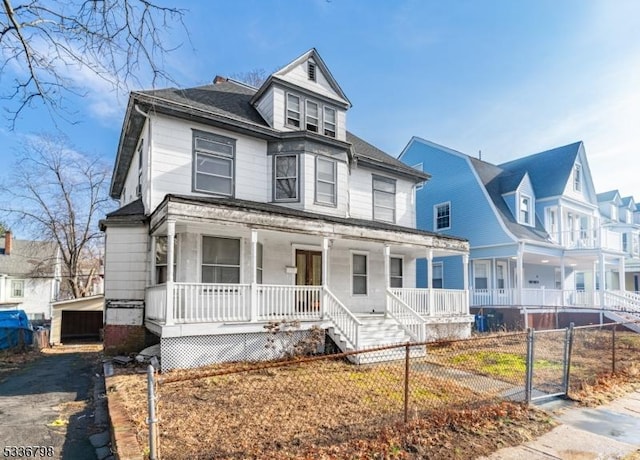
482,391,640,459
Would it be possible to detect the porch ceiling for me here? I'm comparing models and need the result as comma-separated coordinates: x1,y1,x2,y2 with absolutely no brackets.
150,194,469,256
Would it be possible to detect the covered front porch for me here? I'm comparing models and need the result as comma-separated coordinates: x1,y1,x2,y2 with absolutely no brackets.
144,195,472,355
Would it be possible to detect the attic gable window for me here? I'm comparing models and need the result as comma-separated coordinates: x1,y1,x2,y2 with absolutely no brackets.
573,164,582,191
307,61,316,81
286,93,301,128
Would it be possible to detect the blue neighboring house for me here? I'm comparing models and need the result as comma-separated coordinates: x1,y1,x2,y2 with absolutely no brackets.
399,137,640,328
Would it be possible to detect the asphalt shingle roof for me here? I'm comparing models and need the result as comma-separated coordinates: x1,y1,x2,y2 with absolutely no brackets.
0,238,58,277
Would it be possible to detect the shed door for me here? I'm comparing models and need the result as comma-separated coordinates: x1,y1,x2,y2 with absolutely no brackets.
61,311,103,342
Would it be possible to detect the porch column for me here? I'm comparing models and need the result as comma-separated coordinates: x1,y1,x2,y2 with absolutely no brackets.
558,204,564,245
250,230,258,322
599,252,606,309
384,245,390,316
462,254,469,315
322,237,330,319
150,235,157,286
165,220,175,326
426,249,434,316
619,257,626,292
560,257,565,307
517,242,524,305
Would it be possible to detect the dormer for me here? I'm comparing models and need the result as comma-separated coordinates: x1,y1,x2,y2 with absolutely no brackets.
250,49,351,141
620,196,635,224
501,172,536,227
596,190,623,222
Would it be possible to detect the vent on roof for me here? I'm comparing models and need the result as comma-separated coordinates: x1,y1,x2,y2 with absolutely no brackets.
307,61,316,81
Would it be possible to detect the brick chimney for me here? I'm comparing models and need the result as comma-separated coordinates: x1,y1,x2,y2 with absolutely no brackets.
4,231,11,256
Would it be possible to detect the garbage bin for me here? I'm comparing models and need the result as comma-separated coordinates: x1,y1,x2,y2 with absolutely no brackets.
474,314,487,332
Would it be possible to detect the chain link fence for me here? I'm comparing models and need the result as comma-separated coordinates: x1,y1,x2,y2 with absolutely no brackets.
143,319,640,459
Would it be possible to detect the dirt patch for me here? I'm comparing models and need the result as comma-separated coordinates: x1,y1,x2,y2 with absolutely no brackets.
109,358,556,459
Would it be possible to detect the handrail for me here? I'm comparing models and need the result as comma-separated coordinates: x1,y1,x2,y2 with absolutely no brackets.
323,287,362,350
604,290,640,313
385,289,426,342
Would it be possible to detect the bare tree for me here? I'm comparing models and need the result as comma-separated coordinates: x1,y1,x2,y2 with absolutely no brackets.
0,133,114,298
230,68,268,88
0,0,187,127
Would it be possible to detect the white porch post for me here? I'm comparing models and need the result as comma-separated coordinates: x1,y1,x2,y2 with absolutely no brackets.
426,249,434,316
462,254,469,314
150,235,157,286
165,220,175,326
599,253,606,309
619,257,626,292
322,237,330,318
250,230,258,322
592,260,598,307
517,242,524,305
384,245,390,316
560,256,565,306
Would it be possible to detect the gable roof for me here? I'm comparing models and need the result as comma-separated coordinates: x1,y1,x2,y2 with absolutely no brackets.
0,237,58,277
596,190,620,202
469,158,550,242
251,48,351,108
498,141,583,199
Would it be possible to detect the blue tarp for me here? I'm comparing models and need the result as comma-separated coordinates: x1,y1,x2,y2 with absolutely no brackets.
0,310,33,350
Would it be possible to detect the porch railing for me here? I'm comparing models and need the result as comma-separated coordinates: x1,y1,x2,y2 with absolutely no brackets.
389,288,469,317
604,290,640,313
385,290,426,342
256,285,323,321
471,288,611,309
145,285,166,321
173,283,251,323
558,229,622,251
323,288,361,350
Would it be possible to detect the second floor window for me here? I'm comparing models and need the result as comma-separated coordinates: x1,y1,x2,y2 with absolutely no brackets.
373,176,396,223
573,164,582,191
274,154,298,201
435,202,451,230
315,157,336,205
193,131,235,196
11,280,24,298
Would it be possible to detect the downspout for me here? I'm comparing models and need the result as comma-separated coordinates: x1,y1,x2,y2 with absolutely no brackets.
134,104,152,211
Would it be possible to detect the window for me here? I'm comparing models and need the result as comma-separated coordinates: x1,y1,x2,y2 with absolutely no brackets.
496,263,506,289
11,280,24,298
520,195,531,224
390,257,403,288
323,106,336,137
547,208,557,239
306,101,319,132
352,253,368,295
193,131,235,196
611,205,618,221
373,176,396,223
307,60,316,81
315,157,336,205
474,262,489,290
256,242,263,284
286,94,301,128
137,140,143,197
274,154,298,201
575,272,585,291
202,237,241,283
432,263,443,288
434,202,451,230
155,236,176,284
573,164,582,191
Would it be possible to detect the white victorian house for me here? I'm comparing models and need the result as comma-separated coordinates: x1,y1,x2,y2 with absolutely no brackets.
100,49,472,370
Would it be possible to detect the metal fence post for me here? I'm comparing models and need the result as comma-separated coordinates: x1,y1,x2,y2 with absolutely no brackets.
612,324,617,374
564,322,575,397
525,328,534,404
147,365,158,460
404,343,410,424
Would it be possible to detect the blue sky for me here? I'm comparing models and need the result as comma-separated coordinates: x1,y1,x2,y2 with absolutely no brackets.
2,0,639,201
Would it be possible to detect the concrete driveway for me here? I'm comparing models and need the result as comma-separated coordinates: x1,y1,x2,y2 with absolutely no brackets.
0,346,102,459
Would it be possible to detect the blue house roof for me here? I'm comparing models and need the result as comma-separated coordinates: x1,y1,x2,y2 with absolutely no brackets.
498,141,582,199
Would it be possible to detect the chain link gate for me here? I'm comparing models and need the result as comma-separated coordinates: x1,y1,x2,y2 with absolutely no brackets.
525,325,573,402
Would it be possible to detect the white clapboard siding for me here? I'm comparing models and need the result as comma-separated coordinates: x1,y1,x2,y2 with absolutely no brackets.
104,225,148,300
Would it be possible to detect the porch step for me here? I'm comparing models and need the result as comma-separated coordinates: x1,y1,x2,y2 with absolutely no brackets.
604,311,640,333
327,314,425,364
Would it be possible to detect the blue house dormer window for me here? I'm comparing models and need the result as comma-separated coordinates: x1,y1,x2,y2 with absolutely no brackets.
519,195,532,225
573,164,582,192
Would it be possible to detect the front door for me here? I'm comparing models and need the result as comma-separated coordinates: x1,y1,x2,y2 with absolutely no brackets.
295,250,322,311
295,250,322,286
